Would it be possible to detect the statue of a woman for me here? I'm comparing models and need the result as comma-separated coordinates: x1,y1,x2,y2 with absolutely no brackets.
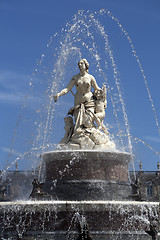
54,59,101,128
54,59,115,150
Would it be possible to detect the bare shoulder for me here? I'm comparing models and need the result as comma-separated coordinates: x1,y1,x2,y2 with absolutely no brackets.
88,74,96,81
71,73,79,81
89,74,101,89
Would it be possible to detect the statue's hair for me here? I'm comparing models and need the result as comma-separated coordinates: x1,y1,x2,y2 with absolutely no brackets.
93,89,106,101
78,59,89,73
64,116,74,125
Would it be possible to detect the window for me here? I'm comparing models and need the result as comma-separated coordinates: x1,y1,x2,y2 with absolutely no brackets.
147,183,153,197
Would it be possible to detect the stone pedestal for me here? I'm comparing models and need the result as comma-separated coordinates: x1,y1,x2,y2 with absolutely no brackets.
43,150,132,200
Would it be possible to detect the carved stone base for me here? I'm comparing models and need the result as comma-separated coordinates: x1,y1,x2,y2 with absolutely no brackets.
43,150,132,200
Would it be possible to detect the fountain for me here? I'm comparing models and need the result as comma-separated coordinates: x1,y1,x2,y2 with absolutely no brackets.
0,9,159,240
42,58,131,202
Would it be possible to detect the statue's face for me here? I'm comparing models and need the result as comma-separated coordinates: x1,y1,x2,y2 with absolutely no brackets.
94,89,103,100
78,60,86,71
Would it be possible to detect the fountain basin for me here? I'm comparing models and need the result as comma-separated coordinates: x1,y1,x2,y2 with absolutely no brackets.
43,150,132,200
0,200,158,239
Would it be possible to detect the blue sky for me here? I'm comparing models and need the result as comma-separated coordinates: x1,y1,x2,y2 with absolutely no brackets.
0,0,160,172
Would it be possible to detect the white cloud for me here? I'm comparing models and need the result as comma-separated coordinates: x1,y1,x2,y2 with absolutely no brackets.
0,91,41,105
0,92,24,104
0,70,29,90
144,136,160,144
1,147,21,156
0,70,41,106
0,70,30,104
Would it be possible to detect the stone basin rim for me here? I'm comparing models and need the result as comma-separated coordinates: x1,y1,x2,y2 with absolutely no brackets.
42,149,133,157
0,200,158,206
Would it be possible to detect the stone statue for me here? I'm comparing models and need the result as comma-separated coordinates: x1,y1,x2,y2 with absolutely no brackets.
77,223,92,240
60,116,74,144
131,177,146,201
145,221,158,240
29,178,50,200
93,85,108,135
0,185,6,199
54,59,115,150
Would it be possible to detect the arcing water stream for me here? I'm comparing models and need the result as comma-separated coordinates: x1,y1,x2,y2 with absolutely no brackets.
0,9,160,240
1,9,159,180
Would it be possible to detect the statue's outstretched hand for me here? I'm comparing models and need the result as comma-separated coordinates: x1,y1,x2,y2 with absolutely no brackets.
54,94,59,102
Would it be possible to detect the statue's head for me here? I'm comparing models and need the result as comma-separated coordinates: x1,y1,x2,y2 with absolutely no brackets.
32,178,39,185
93,89,104,101
64,116,74,127
78,59,89,73
93,84,106,102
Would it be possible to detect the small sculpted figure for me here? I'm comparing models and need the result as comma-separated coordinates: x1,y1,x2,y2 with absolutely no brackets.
131,177,146,201
145,221,158,240
77,223,92,240
93,84,108,135
30,179,44,199
30,178,50,200
54,59,115,150
0,185,6,198
60,116,74,144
